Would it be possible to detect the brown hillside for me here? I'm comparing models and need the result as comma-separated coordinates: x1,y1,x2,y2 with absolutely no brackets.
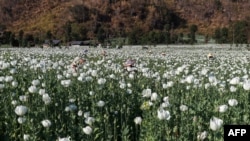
0,0,249,40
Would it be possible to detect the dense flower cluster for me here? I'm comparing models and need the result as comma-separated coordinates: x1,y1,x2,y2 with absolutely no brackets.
0,45,247,140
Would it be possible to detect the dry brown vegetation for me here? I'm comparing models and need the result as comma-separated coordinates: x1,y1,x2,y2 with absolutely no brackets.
0,0,249,39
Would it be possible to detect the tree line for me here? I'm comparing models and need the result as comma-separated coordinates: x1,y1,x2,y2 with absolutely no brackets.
0,20,249,47
213,20,249,45
0,22,87,47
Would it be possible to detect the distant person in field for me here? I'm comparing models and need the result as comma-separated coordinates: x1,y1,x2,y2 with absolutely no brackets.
161,52,166,56
207,53,214,59
123,58,137,72
82,49,89,56
70,56,86,72
101,50,107,57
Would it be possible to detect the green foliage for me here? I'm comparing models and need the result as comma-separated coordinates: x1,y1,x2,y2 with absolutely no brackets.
189,24,198,44
128,27,182,45
214,28,222,44
214,27,229,44
69,5,90,23
0,31,12,45
162,10,186,30
71,24,88,41
220,27,229,43
108,38,125,48
24,34,35,47
233,21,248,44
1,48,249,141
18,30,24,47
97,28,106,44
9,33,15,47
127,28,143,45
64,22,72,42
146,31,165,45
190,24,198,34
0,24,6,31
34,37,40,45
214,0,222,11
22,37,28,47
46,30,53,40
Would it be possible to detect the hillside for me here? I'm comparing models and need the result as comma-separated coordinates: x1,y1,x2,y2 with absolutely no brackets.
0,0,249,41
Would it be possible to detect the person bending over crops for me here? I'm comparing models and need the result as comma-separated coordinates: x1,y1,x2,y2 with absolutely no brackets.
82,49,89,56
101,50,107,57
207,53,214,59
70,56,86,72
123,58,137,72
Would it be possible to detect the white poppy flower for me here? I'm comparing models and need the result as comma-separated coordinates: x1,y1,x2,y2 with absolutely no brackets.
77,110,83,116
61,80,71,87
229,86,237,92
5,76,13,82
185,75,194,84
109,74,116,79
142,88,152,98
97,100,105,107
17,117,26,124
127,89,132,94
97,78,106,85
58,136,71,141
229,77,240,85
85,76,93,82
82,126,93,135
0,84,4,89
197,131,208,141
129,73,134,79
84,112,90,118
162,83,168,89
41,119,52,128
65,104,77,112
180,105,188,112
28,85,37,93
228,99,238,106
39,89,46,95
11,100,17,106
157,108,171,120
23,134,30,141
89,91,94,96
11,81,18,87
218,105,228,113
161,101,170,108
57,75,63,80
32,79,40,86
134,117,142,125
163,96,169,102
19,95,28,102
42,94,51,105
210,117,223,131
243,80,250,90
85,117,95,125
15,105,28,116
91,70,98,77
150,92,158,101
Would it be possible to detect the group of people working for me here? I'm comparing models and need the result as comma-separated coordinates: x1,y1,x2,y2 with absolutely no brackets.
69,49,215,73
69,49,137,73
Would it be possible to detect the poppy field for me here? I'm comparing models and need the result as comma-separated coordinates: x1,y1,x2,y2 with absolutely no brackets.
0,45,249,141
